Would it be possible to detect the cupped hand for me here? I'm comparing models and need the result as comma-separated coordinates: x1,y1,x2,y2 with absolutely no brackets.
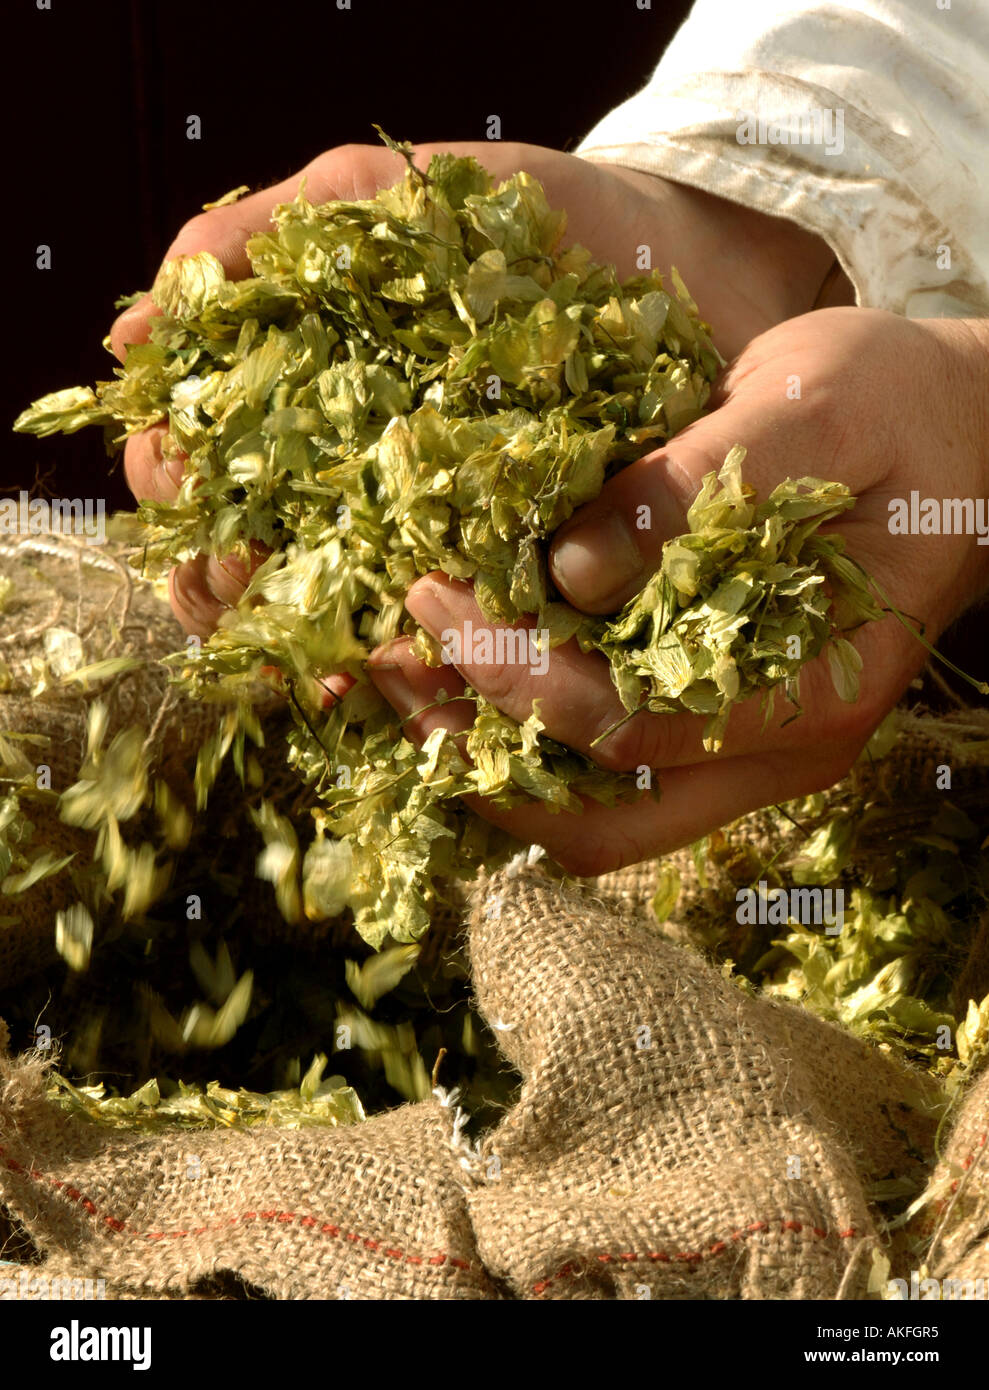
368,308,989,875
114,139,842,635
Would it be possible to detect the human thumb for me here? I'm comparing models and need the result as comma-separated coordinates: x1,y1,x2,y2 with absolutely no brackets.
548,369,816,616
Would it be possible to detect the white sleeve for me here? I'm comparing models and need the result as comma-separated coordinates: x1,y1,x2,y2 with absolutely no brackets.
577,0,989,319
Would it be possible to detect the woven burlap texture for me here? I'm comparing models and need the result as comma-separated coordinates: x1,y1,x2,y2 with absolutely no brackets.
1,861,950,1300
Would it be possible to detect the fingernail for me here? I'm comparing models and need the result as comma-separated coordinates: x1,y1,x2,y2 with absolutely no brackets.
109,305,148,360
552,511,645,609
405,579,455,637
318,673,355,709
160,434,187,488
161,454,186,489
366,637,409,674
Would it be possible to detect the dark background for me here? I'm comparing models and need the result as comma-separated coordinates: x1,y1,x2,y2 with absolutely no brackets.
6,0,691,508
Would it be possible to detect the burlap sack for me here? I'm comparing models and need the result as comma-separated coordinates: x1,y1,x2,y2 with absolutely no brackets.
1,861,954,1300
0,1051,498,1301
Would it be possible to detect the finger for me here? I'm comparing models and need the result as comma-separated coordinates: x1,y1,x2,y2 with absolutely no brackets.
127,425,270,634
403,573,646,763
319,673,356,710
399,572,721,770
262,667,357,708
109,144,413,362
549,436,731,613
399,568,908,773
366,634,866,876
123,424,187,504
367,638,473,746
372,624,675,773
167,542,269,639
110,300,159,363
169,556,228,639
202,541,270,607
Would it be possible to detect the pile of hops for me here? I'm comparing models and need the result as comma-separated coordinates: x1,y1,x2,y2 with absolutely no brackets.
15,135,881,947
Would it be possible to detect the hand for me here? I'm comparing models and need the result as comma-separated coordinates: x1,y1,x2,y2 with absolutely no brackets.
113,139,843,635
368,309,989,875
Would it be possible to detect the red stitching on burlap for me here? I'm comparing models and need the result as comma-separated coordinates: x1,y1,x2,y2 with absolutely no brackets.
11,1124,985,1294
530,1221,861,1295
0,1142,474,1278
